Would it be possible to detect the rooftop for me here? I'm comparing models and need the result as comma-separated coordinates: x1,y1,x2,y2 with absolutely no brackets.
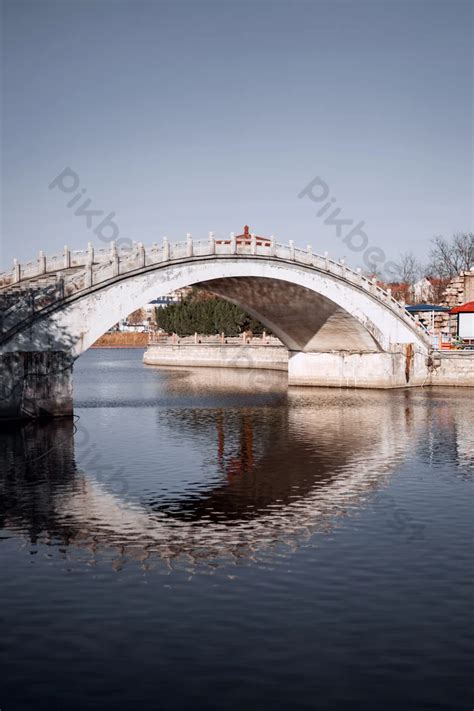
449,301,474,314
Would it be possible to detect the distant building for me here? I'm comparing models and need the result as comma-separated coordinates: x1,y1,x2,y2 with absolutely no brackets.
450,301,474,346
411,278,434,303
143,295,178,314
405,304,451,349
443,270,474,308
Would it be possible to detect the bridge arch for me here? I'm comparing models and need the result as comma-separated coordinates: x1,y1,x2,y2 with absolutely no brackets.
2,253,428,356
0,238,431,417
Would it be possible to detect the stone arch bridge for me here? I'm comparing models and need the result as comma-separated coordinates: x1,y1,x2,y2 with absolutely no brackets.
0,233,431,418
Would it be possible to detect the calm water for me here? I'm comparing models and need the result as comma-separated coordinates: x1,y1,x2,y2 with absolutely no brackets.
1,349,473,711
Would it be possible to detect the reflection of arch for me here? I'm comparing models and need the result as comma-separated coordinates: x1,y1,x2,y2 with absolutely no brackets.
0,386,444,568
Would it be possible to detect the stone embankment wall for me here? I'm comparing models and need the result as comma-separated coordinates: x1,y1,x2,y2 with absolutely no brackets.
144,343,474,388
144,344,288,371
0,351,73,419
430,352,474,386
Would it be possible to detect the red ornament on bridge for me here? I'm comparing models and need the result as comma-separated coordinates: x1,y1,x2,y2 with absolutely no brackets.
216,226,272,247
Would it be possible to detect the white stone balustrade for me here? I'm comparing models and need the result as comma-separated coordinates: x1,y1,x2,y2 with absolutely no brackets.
0,236,429,336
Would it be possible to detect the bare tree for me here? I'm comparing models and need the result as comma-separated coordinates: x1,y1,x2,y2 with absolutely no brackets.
394,251,423,285
428,233,474,279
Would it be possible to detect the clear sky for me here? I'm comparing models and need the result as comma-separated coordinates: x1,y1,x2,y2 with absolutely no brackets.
1,0,472,273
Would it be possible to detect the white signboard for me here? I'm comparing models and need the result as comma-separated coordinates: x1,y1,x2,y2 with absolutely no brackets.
459,313,474,339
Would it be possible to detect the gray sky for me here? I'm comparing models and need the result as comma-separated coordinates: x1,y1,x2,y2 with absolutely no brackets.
1,0,472,272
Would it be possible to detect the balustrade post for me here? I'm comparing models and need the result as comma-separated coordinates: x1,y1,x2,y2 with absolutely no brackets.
251,233,257,255
110,241,119,276
230,232,237,254
208,231,215,254
289,240,295,260
340,258,346,278
137,242,146,267
187,233,193,257
306,244,312,264
13,259,20,283
38,250,46,275
270,236,276,256
324,251,329,270
85,259,93,287
64,245,71,269
387,287,392,298
87,241,94,263
162,237,170,261
356,267,362,284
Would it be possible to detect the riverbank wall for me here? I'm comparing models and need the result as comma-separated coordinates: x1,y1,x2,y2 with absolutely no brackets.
144,343,288,371
430,351,474,386
144,343,474,387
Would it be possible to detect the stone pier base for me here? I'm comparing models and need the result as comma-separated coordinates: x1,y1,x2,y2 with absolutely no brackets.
0,351,73,420
288,349,429,389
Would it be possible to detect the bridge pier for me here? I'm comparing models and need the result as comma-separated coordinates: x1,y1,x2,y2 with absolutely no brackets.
0,351,73,419
288,348,429,389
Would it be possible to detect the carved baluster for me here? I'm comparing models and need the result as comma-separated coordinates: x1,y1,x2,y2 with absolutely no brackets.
13,259,20,283
251,233,257,255
187,233,193,257
38,250,46,275
209,231,215,255
270,235,276,257
137,242,145,267
64,245,71,269
110,241,119,276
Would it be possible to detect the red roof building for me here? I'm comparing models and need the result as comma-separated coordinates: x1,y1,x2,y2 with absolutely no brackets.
449,301,474,344
449,301,474,314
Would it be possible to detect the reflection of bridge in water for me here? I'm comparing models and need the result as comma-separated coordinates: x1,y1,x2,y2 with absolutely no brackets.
1,386,472,568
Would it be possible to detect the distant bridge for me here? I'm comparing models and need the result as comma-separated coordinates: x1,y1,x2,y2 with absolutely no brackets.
0,231,431,418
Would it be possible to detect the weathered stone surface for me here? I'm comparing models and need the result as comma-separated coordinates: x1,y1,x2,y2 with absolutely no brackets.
287,349,429,388
430,352,474,386
0,351,73,419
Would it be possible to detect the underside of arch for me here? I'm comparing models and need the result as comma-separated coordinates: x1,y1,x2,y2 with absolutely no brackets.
196,277,380,352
